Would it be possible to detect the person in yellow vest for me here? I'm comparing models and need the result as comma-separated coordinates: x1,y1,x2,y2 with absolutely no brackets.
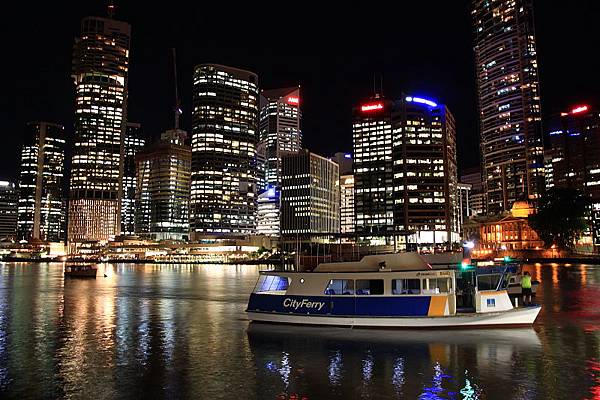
521,271,532,306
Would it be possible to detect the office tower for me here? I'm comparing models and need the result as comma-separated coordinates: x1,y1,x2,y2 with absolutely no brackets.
121,122,145,235
353,95,395,244
256,187,280,237
546,104,600,250
256,87,302,237
68,9,131,246
472,0,544,214
0,181,18,241
353,95,459,250
457,183,472,237
135,128,191,241
340,174,355,235
191,64,259,239
17,122,66,242
281,150,340,237
258,87,302,187
461,167,485,216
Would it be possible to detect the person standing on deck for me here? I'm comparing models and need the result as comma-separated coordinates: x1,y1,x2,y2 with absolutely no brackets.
521,271,533,306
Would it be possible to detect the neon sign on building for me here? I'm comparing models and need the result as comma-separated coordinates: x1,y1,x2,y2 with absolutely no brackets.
361,103,384,112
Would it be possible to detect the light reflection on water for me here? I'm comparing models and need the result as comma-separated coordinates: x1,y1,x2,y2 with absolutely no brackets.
0,262,599,399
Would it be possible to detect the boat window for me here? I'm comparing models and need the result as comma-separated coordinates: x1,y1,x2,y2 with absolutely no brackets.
324,279,354,295
392,279,421,295
425,278,451,294
355,280,384,295
477,274,501,291
253,275,289,294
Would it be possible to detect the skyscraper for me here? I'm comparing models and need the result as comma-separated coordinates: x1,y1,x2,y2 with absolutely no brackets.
121,122,145,235
460,167,485,216
457,183,472,237
258,87,302,188
331,153,355,238
0,181,18,242
190,64,259,239
255,87,302,238
17,122,66,242
68,9,130,246
472,0,544,215
135,128,191,241
546,104,600,250
353,96,394,245
281,150,340,237
353,95,459,250
340,174,355,235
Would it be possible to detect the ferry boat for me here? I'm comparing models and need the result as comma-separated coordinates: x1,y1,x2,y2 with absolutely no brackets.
64,263,98,278
246,253,541,328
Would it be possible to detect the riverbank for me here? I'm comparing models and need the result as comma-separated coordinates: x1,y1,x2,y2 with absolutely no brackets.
1,257,285,265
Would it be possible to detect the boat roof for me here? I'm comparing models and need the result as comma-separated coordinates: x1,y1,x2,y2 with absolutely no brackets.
314,252,438,272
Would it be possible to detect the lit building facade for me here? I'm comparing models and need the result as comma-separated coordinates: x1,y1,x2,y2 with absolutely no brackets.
281,150,340,237
0,181,18,241
353,95,459,250
258,87,302,188
256,187,280,237
460,167,485,216
68,13,130,246
17,122,66,242
191,64,259,238
340,174,355,234
135,129,191,241
546,104,600,251
121,122,145,235
463,200,543,251
457,183,472,238
472,0,544,214
256,87,302,237
353,96,394,244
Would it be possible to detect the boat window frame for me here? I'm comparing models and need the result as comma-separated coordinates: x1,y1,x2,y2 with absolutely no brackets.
324,279,355,295
355,279,385,296
391,278,422,295
476,273,502,291
253,274,290,295
423,277,452,294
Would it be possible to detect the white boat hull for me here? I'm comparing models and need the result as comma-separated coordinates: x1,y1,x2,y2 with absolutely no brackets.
247,305,541,328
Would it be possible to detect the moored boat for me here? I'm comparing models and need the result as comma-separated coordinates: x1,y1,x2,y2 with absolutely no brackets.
246,252,541,328
64,263,98,278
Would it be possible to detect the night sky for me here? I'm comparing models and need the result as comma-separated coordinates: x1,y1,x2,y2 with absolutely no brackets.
4,1,599,182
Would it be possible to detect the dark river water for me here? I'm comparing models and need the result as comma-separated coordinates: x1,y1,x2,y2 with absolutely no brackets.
0,262,599,399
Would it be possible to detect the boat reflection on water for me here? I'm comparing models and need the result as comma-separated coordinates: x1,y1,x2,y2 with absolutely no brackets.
247,323,542,399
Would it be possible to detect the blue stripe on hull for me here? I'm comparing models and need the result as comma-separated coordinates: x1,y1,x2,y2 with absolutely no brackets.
247,294,431,317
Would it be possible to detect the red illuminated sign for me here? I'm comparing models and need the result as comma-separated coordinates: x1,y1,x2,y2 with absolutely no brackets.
571,105,589,114
287,96,299,105
361,103,384,112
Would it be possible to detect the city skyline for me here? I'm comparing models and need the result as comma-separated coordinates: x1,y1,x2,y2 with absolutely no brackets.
6,1,600,183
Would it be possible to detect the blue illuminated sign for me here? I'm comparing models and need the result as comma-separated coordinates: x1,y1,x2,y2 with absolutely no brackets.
344,153,351,159
405,96,438,108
